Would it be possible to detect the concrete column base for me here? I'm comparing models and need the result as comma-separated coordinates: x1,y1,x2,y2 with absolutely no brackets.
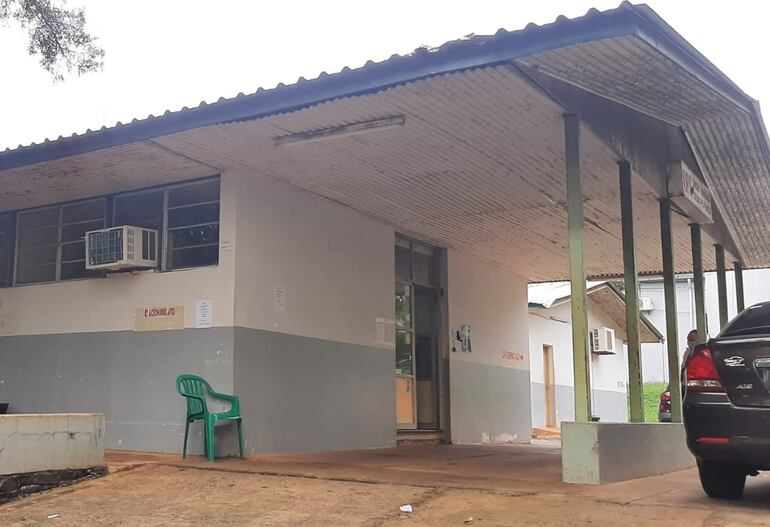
562,422,695,484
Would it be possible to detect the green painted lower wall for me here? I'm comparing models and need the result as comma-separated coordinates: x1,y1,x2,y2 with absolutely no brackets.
450,360,532,444
0,327,396,455
0,328,235,454
233,327,396,453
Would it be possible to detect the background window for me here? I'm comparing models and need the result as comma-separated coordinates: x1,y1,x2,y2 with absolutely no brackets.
166,179,220,270
15,199,106,285
0,215,12,287
114,190,163,230
8,177,220,286
60,200,106,280
16,207,59,284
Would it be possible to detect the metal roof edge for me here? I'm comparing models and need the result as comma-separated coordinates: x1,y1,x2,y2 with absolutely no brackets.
0,4,644,171
630,3,755,112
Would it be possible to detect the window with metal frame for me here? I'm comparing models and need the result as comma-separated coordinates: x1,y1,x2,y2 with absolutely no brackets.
15,198,106,285
113,177,220,271
165,179,220,270
7,177,219,286
0,214,13,287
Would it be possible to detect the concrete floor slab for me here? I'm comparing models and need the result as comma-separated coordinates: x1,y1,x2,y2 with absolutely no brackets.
2,442,769,525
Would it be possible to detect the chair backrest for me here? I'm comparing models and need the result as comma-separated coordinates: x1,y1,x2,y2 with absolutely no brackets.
176,374,211,416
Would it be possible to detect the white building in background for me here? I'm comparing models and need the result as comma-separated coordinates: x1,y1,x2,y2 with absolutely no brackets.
640,269,770,383
529,282,662,428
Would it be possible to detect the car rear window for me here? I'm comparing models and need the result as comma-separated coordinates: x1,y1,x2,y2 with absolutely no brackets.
720,303,770,337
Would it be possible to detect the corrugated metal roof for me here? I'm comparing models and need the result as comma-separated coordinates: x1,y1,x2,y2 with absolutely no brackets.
0,1,757,170
0,1,767,274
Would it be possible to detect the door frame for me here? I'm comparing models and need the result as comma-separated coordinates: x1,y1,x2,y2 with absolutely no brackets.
396,280,418,430
395,236,449,435
543,344,556,428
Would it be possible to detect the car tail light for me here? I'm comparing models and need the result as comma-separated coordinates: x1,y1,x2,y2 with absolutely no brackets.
660,392,671,402
685,348,724,392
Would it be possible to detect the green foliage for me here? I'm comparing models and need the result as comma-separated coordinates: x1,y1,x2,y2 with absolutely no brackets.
643,382,667,423
1,0,103,80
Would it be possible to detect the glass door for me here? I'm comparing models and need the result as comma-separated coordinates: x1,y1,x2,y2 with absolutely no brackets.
395,281,417,429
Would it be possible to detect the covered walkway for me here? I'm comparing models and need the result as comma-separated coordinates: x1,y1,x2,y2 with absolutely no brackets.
2,1,770,484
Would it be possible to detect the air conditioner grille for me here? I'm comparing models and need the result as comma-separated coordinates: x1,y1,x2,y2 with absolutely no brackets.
88,228,123,266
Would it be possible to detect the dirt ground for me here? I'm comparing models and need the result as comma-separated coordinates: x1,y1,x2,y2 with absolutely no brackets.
1,462,770,527
2,444,770,526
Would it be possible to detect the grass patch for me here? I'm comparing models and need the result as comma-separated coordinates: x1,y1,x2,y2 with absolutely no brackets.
628,382,668,422
643,382,667,422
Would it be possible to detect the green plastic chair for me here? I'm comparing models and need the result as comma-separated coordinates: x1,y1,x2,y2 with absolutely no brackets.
176,374,244,461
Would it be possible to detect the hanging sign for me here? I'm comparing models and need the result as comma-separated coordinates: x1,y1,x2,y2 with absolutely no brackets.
668,161,713,223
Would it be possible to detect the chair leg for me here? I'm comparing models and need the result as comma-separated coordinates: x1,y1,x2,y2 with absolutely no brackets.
237,419,244,459
182,420,190,459
206,415,216,462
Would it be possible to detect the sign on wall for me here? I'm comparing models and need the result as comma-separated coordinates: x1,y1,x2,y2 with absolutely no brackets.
195,299,213,328
668,161,713,223
134,305,185,331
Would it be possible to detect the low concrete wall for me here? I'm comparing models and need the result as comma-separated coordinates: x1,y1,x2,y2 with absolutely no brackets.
562,422,695,484
0,414,105,475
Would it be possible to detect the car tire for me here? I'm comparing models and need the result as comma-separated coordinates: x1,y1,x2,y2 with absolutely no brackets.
697,460,746,500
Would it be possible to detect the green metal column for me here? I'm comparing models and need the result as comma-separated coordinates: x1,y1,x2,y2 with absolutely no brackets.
660,199,682,422
565,113,591,423
690,224,707,340
619,161,643,422
715,245,728,329
734,261,745,313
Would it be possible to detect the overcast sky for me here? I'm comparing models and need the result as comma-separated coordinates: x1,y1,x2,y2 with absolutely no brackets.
1,0,768,151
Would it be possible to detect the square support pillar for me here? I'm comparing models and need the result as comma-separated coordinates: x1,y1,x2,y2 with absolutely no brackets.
564,113,591,423
660,199,682,422
734,261,745,313
715,245,728,329
619,161,643,422
690,224,707,340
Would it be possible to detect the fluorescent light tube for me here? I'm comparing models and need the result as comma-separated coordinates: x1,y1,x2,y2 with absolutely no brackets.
273,115,405,147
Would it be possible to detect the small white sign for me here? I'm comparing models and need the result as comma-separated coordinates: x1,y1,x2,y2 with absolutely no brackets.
273,285,287,312
195,299,213,328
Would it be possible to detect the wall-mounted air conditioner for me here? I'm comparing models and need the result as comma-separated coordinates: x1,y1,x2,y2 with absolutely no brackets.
591,327,616,355
639,297,654,312
85,226,158,271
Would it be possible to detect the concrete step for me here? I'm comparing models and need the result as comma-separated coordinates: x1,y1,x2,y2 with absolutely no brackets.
396,429,444,445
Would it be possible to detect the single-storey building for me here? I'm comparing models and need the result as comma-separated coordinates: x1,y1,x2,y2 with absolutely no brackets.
529,282,662,427
1,3,769,463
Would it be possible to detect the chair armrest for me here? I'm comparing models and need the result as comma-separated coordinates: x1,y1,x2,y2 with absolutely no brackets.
208,391,240,414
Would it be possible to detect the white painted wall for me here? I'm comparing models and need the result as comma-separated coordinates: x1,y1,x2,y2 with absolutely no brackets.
641,269,770,384
0,173,238,336
529,299,629,426
447,250,531,444
705,268,770,331
231,169,394,349
638,279,694,383
448,250,530,371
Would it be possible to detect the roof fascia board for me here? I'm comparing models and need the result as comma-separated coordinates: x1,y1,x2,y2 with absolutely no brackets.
0,11,641,171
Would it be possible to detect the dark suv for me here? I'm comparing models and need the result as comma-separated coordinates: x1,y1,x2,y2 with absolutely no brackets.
683,301,770,499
